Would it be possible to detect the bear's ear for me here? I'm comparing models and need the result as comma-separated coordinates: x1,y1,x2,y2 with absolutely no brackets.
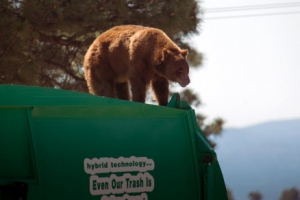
154,48,169,65
161,48,172,62
181,49,188,58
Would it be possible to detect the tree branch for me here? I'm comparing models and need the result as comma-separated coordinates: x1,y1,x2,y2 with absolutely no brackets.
38,32,82,47
43,59,85,83
0,36,20,58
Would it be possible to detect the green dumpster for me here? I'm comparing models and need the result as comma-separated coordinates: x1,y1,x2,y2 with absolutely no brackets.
0,85,227,200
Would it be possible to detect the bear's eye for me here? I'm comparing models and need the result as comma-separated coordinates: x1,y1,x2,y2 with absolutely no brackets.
177,69,183,74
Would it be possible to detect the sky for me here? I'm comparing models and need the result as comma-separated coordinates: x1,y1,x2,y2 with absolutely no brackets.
184,0,300,128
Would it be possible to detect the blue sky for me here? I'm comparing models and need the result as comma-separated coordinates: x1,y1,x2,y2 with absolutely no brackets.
184,0,300,128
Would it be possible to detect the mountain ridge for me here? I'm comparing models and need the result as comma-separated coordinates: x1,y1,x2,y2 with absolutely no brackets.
225,117,300,130
211,118,300,200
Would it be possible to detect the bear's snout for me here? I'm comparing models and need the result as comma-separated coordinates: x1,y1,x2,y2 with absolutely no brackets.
178,77,190,87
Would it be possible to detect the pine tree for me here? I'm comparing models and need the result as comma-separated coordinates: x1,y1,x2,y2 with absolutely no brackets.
1,0,200,89
249,191,263,200
279,188,300,200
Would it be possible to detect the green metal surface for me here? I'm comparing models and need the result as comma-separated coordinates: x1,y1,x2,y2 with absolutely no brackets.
0,85,227,200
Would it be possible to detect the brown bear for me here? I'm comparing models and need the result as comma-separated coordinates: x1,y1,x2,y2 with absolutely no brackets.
84,25,190,106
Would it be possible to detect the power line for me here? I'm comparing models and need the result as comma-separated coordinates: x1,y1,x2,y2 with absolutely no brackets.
205,10,300,20
205,2,300,13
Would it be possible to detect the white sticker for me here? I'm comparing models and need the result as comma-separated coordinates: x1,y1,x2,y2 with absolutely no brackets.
84,156,155,198
84,156,155,175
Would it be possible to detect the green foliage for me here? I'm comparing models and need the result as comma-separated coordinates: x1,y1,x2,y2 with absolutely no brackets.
0,0,200,90
178,89,224,148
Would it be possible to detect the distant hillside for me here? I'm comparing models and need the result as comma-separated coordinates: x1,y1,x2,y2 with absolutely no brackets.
211,119,300,200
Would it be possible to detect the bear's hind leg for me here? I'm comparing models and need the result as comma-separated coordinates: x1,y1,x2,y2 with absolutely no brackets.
85,66,117,98
116,82,130,100
151,74,169,106
84,66,105,96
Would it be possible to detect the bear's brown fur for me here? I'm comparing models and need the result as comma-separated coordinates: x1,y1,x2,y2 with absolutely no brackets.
84,25,190,106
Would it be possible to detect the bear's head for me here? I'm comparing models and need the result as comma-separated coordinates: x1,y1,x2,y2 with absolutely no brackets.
160,48,190,87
